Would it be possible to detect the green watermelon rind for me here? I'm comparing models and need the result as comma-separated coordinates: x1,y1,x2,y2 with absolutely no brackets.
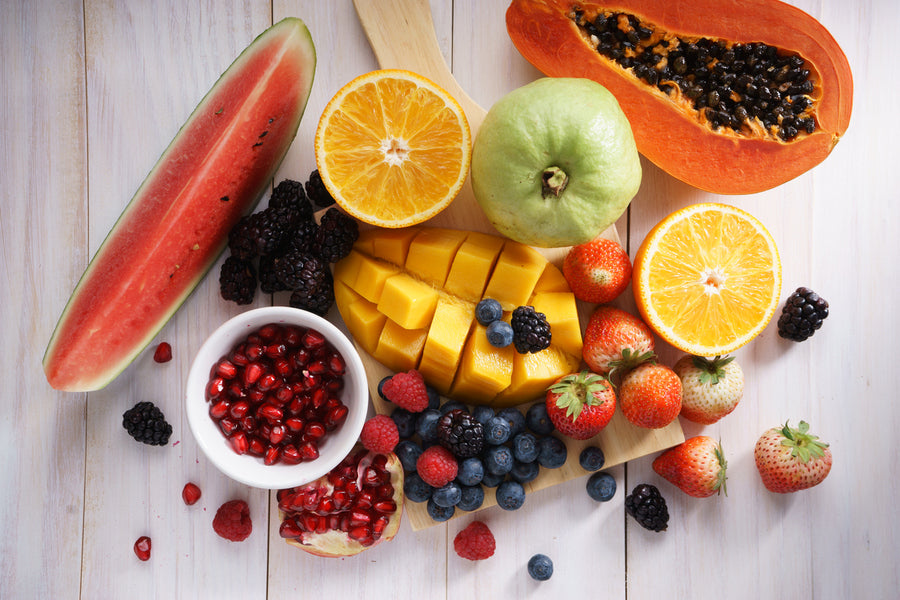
43,18,316,392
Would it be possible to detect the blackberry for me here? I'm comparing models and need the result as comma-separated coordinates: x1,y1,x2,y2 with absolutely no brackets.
313,208,359,263
304,169,336,208
258,255,287,294
122,401,173,446
437,409,484,458
777,287,829,342
511,306,552,353
625,483,669,532
289,269,334,316
219,256,256,305
269,179,314,222
273,249,326,290
228,206,299,259
283,219,319,255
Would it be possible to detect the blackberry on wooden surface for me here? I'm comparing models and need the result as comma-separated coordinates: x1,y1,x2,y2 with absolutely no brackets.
122,401,173,446
777,287,829,342
219,256,257,305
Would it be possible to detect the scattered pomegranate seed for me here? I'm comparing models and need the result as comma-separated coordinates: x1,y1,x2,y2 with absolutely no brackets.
182,482,202,505
153,342,172,363
133,536,152,561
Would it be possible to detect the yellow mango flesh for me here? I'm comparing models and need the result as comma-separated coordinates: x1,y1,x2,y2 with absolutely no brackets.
333,226,583,407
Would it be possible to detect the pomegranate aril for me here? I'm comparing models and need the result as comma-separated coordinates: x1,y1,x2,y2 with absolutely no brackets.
153,342,172,363
372,454,388,469
374,499,396,513
247,388,266,403
354,492,374,511
373,515,390,535
274,358,292,377
133,536,152,561
316,497,335,515
273,385,293,405
364,467,385,487
348,526,373,544
302,329,326,350
298,441,319,461
218,418,239,436
269,424,286,445
209,400,230,420
182,482,202,506
206,377,226,399
300,372,320,391
307,359,328,376
230,349,249,366
229,400,250,419
229,431,249,454
328,353,345,375
325,405,348,429
265,343,286,359
285,417,305,432
226,382,246,400
245,343,264,361
258,324,280,342
325,378,344,393
264,445,281,465
281,445,301,464
279,519,303,539
304,422,326,440
243,362,264,386
256,373,278,392
257,404,283,423
375,483,395,500
248,436,266,456
283,326,302,347
240,415,257,433
216,359,237,379
332,490,351,510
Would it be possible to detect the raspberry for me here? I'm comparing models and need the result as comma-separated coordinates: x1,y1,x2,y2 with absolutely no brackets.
416,445,458,487
360,415,399,454
381,370,429,413
212,500,252,542
453,521,496,560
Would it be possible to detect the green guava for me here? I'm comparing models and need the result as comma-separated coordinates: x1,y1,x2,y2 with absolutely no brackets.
471,77,642,247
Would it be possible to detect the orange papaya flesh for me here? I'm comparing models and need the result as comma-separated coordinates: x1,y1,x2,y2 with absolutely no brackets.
506,0,852,194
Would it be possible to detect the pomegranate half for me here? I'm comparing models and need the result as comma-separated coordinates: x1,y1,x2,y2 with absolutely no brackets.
277,447,404,557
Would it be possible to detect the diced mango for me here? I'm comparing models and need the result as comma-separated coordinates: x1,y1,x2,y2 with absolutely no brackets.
354,254,400,304
530,291,583,357
444,232,505,302
483,241,546,310
405,228,467,286
347,297,387,355
333,249,367,289
418,297,474,394
450,323,514,404
370,227,419,266
533,262,571,293
373,319,427,373
377,273,439,330
494,346,580,407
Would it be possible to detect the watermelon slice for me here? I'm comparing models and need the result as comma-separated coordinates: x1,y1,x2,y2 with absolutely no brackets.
44,18,316,392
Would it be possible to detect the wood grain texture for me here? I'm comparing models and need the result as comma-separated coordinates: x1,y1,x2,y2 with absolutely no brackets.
2,0,900,598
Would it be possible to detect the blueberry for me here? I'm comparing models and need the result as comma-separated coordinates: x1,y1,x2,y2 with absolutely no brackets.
537,436,568,469
456,457,485,486
579,446,606,472
432,481,463,507
525,402,555,435
484,416,512,445
472,404,495,427
457,484,485,511
498,407,526,437
484,445,514,476
495,480,526,510
416,408,442,443
404,472,433,503
486,320,514,348
510,460,540,484
480,471,506,488
391,407,417,439
426,385,441,410
439,400,468,415
395,439,423,472
475,298,503,325
586,472,617,502
377,374,393,401
426,498,455,522
512,432,539,463
527,554,553,581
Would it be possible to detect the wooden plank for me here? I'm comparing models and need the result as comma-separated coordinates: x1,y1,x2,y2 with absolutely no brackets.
0,2,88,598
78,3,272,598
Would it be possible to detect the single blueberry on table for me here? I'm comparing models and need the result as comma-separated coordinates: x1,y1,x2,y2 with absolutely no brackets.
527,554,553,581
586,471,617,502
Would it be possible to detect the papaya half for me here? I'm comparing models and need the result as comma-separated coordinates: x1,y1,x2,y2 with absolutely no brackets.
506,0,852,194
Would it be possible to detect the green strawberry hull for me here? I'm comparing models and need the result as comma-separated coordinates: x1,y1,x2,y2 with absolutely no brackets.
43,18,316,392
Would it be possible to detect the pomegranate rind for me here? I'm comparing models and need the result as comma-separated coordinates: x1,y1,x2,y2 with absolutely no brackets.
281,451,405,557
43,18,317,391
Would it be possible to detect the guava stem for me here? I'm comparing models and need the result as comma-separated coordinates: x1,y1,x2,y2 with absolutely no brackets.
541,167,568,198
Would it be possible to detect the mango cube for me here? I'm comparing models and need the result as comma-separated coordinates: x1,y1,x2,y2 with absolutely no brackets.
418,297,474,394
530,292,583,357
373,319,427,373
370,227,419,266
451,323,514,403
444,232,505,302
354,254,400,304
533,262,571,294
377,273,439,330
405,228,467,286
494,346,581,407
483,241,546,310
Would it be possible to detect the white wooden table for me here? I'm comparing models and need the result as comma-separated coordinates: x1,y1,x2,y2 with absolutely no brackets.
3,1,898,598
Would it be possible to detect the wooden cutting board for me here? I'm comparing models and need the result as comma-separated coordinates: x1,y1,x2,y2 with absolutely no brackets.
351,0,684,530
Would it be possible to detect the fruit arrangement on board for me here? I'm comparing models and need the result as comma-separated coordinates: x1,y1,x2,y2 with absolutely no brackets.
44,0,844,565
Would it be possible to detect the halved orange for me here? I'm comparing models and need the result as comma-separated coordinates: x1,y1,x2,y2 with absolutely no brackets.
314,69,471,228
633,203,781,357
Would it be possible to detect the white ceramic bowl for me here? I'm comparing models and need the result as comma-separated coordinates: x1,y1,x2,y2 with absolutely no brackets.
185,306,367,489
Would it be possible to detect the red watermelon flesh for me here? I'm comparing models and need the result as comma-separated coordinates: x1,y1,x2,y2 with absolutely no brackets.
43,18,316,392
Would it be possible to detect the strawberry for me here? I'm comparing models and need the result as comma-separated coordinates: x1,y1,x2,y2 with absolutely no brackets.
545,371,616,440
582,306,655,378
618,362,682,429
563,237,632,304
673,354,744,425
652,436,727,497
754,420,832,493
